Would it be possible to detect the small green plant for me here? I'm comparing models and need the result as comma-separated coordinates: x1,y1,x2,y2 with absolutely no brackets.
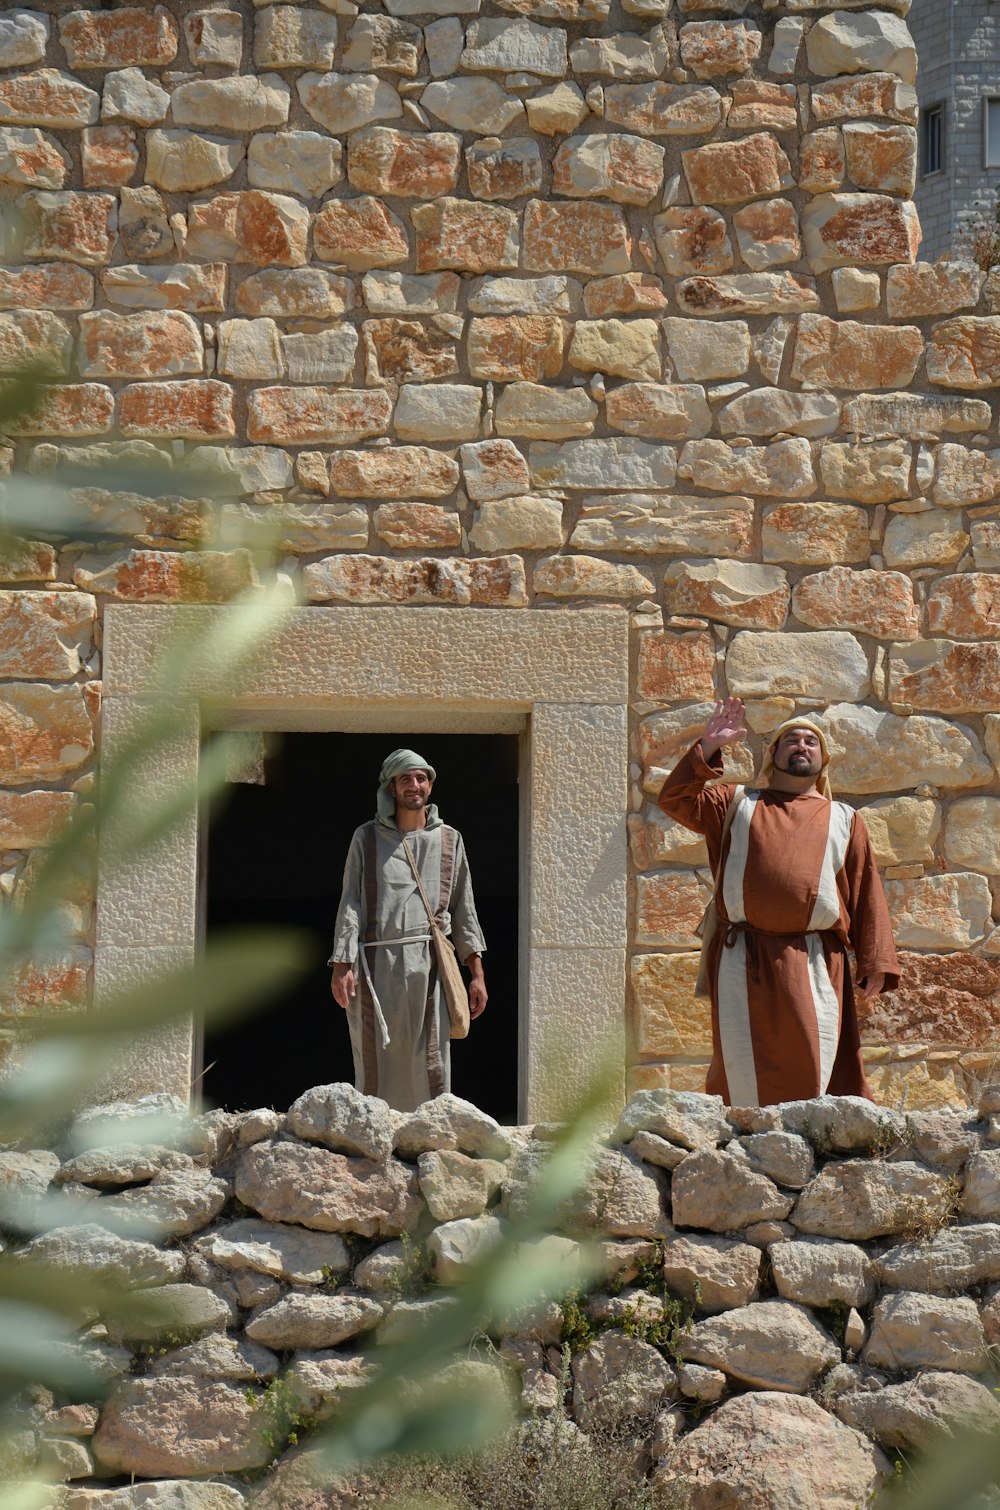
320,1264,346,1293
381,1231,431,1304
248,1371,311,1457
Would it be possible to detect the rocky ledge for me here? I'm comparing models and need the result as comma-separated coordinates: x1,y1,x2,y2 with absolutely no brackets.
4,1084,1000,1509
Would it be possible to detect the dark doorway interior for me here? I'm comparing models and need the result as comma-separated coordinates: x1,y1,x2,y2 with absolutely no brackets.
202,732,520,1123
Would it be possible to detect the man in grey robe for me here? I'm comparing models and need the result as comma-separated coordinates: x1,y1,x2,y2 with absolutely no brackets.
329,749,488,1112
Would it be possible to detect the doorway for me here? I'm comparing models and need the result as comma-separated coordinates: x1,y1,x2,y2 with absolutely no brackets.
201,731,520,1123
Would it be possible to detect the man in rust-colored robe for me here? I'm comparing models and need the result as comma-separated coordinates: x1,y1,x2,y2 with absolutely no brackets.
659,698,899,1107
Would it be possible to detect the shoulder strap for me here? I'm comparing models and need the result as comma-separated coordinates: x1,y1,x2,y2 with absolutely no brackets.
401,836,439,931
439,825,456,911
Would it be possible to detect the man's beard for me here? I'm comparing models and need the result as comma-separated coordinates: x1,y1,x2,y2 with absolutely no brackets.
776,752,820,776
398,792,427,809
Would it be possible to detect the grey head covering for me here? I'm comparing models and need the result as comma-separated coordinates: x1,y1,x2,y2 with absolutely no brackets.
376,748,441,830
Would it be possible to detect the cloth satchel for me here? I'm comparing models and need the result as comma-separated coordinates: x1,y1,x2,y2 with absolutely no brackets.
401,837,471,1040
694,785,746,1000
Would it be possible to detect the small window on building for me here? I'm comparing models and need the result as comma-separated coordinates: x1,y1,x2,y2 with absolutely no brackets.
986,99,1000,168
921,103,944,176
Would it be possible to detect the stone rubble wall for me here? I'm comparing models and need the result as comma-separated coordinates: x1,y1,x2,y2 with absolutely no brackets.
7,1084,1000,1508
0,0,999,1105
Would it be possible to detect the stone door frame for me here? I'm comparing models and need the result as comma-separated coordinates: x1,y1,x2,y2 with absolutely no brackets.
96,604,630,1122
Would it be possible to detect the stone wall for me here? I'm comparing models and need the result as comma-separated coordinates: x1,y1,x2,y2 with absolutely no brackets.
7,1083,1000,1507
1,0,1000,1108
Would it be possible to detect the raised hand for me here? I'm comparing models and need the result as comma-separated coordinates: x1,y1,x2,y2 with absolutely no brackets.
701,697,748,760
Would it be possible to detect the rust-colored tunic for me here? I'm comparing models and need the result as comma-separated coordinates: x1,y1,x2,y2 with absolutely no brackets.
659,742,899,1107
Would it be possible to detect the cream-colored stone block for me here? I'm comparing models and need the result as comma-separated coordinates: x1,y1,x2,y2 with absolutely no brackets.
726,630,870,701
529,702,628,948
944,799,1000,875
630,952,709,1059
96,697,200,949
92,945,196,1101
856,796,940,868
523,946,626,1123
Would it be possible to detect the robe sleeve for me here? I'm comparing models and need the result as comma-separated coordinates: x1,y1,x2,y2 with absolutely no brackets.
448,831,487,964
657,740,738,862
843,813,900,992
329,827,365,966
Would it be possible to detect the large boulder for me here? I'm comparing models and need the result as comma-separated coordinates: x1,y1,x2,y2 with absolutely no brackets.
683,1300,839,1393
878,1224,1000,1292
502,1144,667,1237
614,1090,731,1150
286,1082,397,1161
671,1149,794,1232
245,1292,383,1350
791,1160,953,1240
864,1292,987,1373
393,1093,511,1159
63,1486,247,1509
93,1378,273,1477
18,1225,184,1287
571,1329,677,1431
234,1139,422,1237
836,1371,1000,1451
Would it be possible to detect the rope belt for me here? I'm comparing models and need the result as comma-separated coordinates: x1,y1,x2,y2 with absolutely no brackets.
722,920,837,984
357,933,432,1049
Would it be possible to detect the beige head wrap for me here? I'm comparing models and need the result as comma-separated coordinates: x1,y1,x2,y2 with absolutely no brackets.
756,718,833,799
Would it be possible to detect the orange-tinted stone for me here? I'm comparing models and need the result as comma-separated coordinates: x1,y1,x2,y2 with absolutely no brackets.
247,388,392,446
843,123,917,196
890,640,1000,714
413,198,519,274
329,447,459,499
522,199,631,275
552,132,665,207
682,132,792,207
77,311,203,380
0,590,95,680
5,951,90,1017
0,789,76,848
679,20,763,78
811,74,917,127
887,263,983,319
0,540,58,583
313,197,409,271
583,274,668,318
304,553,527,607
100,264,228,314
762,502,869,565
58,7,178,67
236,268,353,319
733,198,800,269
728,80,798,133
654,206,733,277
792,566,921,639
0,126,68,189
605,383,712,441
0,683,93,786
374,504,461,549
636,870,710,948
791,314,923,390
81,124,138,189
0,310,71,376
664,560,789,630
802,193,921,272
186,192,309,267
466,137,542,201
0,70,99,129
8,383,113,437
467,315,565,382
363,319,458,385
926,574,1000,639
603,81,723,137
117,380,235,441
636,629,716,703
348,127,461,199
75,549,257,603
20,190,117,267
800,128,846,194
0,264,92,311
927,318,1000,391
860,952,1000,1049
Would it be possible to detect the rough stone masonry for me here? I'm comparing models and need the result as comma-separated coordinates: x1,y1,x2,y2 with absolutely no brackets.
8,1084,1000,1505
0,0,999,1106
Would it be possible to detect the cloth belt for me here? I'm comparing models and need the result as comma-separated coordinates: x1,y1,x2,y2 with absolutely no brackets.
722,919,838,984
357,933,432,1049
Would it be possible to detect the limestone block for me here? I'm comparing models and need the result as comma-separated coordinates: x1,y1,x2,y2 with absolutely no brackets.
727,630,870,700
887,262,984,319
569,29,672,81
792,566,920,639
363,318,456,385
374,504,460,549
0,263,93,312
665,318,749,382
805,10,916,83
364,271,459,315
679,20,762,78
803,194,921,273
349,126,460,199
254,7,338,69
0,309,72,375
0,125,68,189
629,815,707,868
665,1394,886,1510
522,199,631,275
824,703,993,793
147,1336,279,1384
733,198,800,271
885,873,992,950
304,554,527,608
530,438,675,491
728,79,798,132
932,444,1000,507
615,1088,730,1150
662,1232,761,1312
428,1214,505,1283
572,1331,676,1430
636,869,711,947
568,318,660,380
77,310,203,380
654,206,733,278
466,137,542,201
604,81,722,136
837,1372,1000,1454
552,132,664,206
943,799,1000,875
171,75,289,131
636,629,716,703
843,393,990,440
535,555,653,599
523,80,588,135
718,390,839,439
469,274,580,316
675,272,820,317
963,1151,1000,1219
0,69,100,129
889,637,1000,716
672,1149,794,1231
394,383,481,442
395,1092,511,1160
413,197,519,274
973,522,1000,570
926,574,999,640
832,267,880,312
843,122,916,195
683,1300,838,1392
247,131,341,197
297,70,401,136
462,437,531,501
467,315,565,382
864,1293,986,1373
0,790,76,848
682,132,793,206
856,796,939,867
93,1379,272,1477
101,263,227,313
185,11,243,67
185,191,309,267
677,438,814,497
101,67,169,126
821,440,911,503
879,1225,1000,1292
102,1283,231,1345
246,1292,382,1349
425,17,464,77
570,493,752,557
494,382,597,439
801,127,846,194
422,77,525,134
58,7,177,68
343,14,421,74
20,190,116,266
234,1140,422,1237
331,445,458,499
770,1238,874,1308
664,560,789,630
313,196,408,270
928,317,1000,391
810,73,918,128
469,497,563,551
605,383,711,442
762,502,872,566
0,10,49,68
247,388,391,446
793,1159,956,1240
791,314,922,391
462,17,566,75
0,682,93,785
417,1149,505,1221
